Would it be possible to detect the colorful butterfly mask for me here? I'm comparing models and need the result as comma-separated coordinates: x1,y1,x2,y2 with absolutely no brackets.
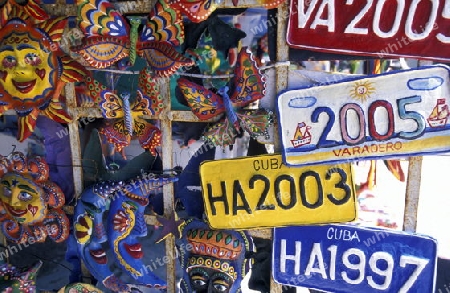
85,68,163,155
73,0,193,76
177,47,272,147
0,152,69,244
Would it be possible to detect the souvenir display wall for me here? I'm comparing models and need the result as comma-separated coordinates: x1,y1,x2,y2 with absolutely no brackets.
0,0,449,292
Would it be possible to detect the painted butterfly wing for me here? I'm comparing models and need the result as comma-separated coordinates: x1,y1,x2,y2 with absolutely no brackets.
77,0,128,37
168,0,216,23
99,119,131,151
177,78,226,120
139,42,194,77
141,0,184,46
99,91,125,119
136,120,161,156
137,67,164,115
71,36,129,69
84,74,107,104
202,117,236,147
236,108,272,140
229,47,266,108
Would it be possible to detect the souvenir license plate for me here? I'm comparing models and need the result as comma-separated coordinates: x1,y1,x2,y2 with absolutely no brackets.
200,155,356,229
287,0,450,61
273,224,437,293
278,65,450,166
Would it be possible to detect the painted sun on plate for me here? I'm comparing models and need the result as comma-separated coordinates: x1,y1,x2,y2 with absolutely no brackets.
349,80,375,102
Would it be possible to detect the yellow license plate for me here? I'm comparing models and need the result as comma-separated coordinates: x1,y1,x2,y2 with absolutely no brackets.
200,154,356,229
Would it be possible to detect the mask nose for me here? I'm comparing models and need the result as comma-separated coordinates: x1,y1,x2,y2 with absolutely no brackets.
131,212,147,237
10,189,21,206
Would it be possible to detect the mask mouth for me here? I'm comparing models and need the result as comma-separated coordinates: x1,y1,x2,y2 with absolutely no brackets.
12,79,36,94
90,248,107,264
4,203,27,217
124,242,143,259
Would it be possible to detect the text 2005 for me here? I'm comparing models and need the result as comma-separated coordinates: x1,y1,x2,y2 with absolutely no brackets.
314,96,425,148
298,0,449,43
206,167,352,215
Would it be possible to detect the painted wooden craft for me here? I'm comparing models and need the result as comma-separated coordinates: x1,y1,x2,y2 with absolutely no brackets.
273,224,438,293
73,0,194,75
0,152,69,244
0,8,86,142
200,154,356,229
57,283,103,293
177,47,272,147
0,0,49,23
278,65,450,166
177,218,254,293
288,0,450,61
231,0,285,9
0,260,42,293
72,174,177,291
84,68,163,155
167,0,218,23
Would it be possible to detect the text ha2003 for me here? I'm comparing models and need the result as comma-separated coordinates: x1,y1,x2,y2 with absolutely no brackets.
200,155,356,229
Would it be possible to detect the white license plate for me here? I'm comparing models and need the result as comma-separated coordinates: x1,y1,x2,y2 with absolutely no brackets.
278,65,450,166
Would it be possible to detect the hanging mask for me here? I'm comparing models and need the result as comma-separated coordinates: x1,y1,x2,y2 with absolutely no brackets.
0,260,42,293
0,152,69,244
72,174,178,292
177,219,254,293
0,8,87,142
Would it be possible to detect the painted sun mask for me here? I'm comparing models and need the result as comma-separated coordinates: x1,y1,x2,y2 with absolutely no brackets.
72,175,178,292
177,219,254,293
0,152,69,244
0,8,86,142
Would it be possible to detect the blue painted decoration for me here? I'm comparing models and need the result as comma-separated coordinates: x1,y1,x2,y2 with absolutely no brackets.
273,224,437,293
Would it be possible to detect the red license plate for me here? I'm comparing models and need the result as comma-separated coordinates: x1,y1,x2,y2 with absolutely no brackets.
287,0,450,61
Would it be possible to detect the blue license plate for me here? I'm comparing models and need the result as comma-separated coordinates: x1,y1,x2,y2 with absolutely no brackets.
273,224,437,293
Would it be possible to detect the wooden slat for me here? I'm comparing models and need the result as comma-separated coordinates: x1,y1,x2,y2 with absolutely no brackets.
65,83,84,199
403,156,423,232
158,77,178,293
269,2,290,292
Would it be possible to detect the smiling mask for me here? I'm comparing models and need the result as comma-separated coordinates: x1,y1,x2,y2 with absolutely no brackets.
0,152,69,244
0,8,86,142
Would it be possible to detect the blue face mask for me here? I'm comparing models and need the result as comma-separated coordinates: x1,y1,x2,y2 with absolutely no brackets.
177,219,254,293
72,175,177,291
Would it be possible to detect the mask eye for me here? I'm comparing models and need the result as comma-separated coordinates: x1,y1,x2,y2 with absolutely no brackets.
24,53,41,66
192,279,206,286
2,186,11,198
18,192,32,201
213,284,228,292
2,56,16,68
